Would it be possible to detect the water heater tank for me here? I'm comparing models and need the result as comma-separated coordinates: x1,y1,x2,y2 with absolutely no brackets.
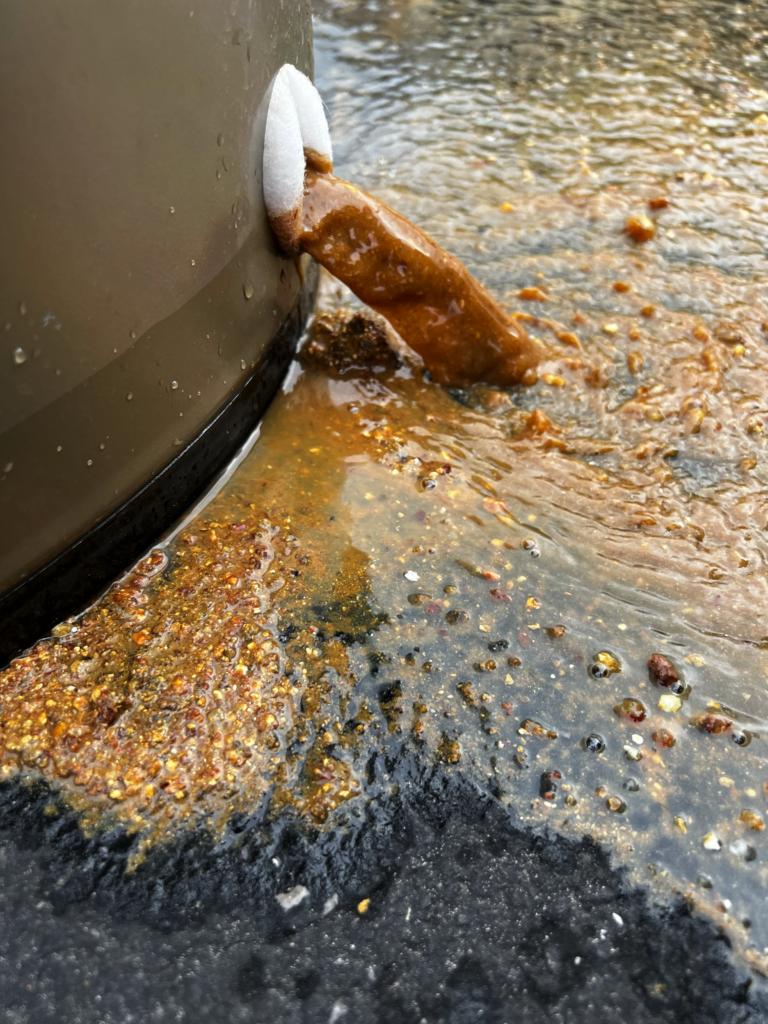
0,0,318,663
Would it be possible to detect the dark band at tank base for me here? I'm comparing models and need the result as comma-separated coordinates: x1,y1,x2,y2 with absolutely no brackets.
0,263,318,668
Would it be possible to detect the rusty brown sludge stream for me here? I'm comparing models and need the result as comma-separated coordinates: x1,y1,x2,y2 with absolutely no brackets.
3,0,768,982
297,170,541,388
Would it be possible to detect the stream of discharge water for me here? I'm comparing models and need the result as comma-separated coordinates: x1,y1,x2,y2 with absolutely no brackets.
3,0,768,981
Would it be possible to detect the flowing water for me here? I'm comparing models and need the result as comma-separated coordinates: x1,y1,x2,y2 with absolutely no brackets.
3,0,768,981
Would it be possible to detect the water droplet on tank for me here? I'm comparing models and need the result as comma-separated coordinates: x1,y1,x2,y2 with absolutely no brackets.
171,381,179,390
86,459,93,466
19,302,26,316
169,207,175,214
130,330,137,340
243,282,254,300
216,169,222,180
191,259,196,266
217,133,224,147
240,359,247,370
56,445,62,452
99,443,105,450
584,733,605,753
126,392,133,401
3,462,13,474
173,437,183,447
13,347,27,365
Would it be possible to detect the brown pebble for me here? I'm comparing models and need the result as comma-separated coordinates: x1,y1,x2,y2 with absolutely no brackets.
652,728,676,749
697,713,732,734
502,702,514,716
613,281,631,293
547,625,567,638
648,653,679,688
647,196,669,210
614,698,646,723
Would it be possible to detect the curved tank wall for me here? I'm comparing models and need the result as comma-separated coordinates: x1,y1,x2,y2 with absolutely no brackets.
0,0,317,662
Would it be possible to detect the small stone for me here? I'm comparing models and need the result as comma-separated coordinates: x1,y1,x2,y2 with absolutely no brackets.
445,609,469,624
652,728,676,749
614,698,646,723
357,898,371,914
595,651,621,674
648,653,680,688
404,570,420,582
702,832,722,851
729,839,757,862
740,809,765,831
698,712,732,733
674,816,687,832
276,885,309,910
658,694,682,713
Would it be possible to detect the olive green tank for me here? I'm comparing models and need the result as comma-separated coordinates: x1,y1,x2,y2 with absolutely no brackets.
0,0,318,662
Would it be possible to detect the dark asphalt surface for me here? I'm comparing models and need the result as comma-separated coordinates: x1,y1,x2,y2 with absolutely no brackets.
0,764,766,1024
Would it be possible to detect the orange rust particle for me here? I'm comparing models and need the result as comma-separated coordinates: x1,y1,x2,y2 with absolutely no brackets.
624,215,656,243
627,351,644,375
648,196,669,210
556,330,582,349
613,281,631,293
741,809,765,831
518,287,548,302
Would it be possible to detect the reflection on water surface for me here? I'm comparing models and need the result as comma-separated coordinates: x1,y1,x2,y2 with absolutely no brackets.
3,0,768,978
